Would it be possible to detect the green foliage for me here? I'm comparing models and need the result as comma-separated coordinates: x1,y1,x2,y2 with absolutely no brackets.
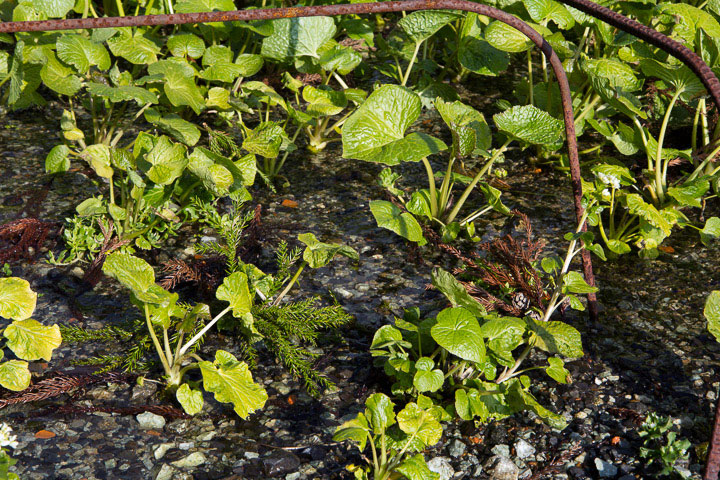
639,412,691,478
0,278,62,392
333,393,445,480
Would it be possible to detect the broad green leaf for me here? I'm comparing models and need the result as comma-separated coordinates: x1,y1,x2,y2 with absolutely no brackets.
56,35,110,73
431,268,486,317
86,82,158,105
528,319,583,358
198,62,246,83
507,378,567,429
107,29,161,65
436,98,491,156
342,85,446,165
0,360,31,391
523,0,574,29
175,0,235,12
480,316,526,362
303,85,347,117
216,272,252,317
582,57,642,92
591,163,635,187
668,179,709,208
333,413,370,451
625,194,672,235
140,136,188,185
261,17,337,62
705,291,720,343
147,60,204,114
176,383,204,415
413,359,444,393
4,319,61,362
45,144,70,174
545,357,570,384
639,59,705,99
365,393,396,434
589,76,647,120
167,33,205,58
298,233,358,269
398,10,462,43
40,52,82,96
144,109,200,146
82,144,113,179
430,307,485,363
235,54,264,77
370,325,410,352
0,277,37,321
607,239,631,255
562,271,598,294
188,147,237,196
485,21,533,53
199,350,267,418
34,0,74,17
395,454,439,480
701,217,720,246
494,105,564,146
207,87,231,109
407,190,432,219
319,45,361,75
458,36,509,76
661,3,720,45
369,200,426,245
242,122,283,159
396,402,442,448
102,252,156,293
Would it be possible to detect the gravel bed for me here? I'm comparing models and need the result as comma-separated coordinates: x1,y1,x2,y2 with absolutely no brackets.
1,105,719,479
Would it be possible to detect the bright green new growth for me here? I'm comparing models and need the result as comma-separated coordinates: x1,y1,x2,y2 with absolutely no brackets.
0,278,62,392
102,252,267,417
333,393,445,480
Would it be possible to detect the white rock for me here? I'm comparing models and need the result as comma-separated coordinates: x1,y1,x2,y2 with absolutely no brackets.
172,452,206,468
594,458,618,478
427,456,455,480
515,439,536,459
136,412,166,430
155,464,175,480
154,443,173,460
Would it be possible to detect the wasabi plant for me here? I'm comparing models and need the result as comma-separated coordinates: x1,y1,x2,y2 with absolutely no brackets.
638,412,692,478
102,252,268,417
333,393,447,480
0,278,62,393
0,423,18,480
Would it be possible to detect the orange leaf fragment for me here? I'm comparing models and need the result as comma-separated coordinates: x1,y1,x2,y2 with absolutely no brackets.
287,395,296,405
35,430,56,439
146,430,162,436
281,199,298,208
611,436,621,445
469,436,482,444
658,245,675,253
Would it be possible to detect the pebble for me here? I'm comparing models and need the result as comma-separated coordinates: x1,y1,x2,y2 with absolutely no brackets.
427,456,454,480
136,412,166,430
491,444,511,457
263,450,300,476
172,452,206,468
486,455,519,480
515,439,535,459
155,464,175,480
154,444,172,460
448,439,466,458
595,458,618,478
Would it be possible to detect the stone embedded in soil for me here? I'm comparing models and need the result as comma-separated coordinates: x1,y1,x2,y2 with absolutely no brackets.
514,439,535,459
448,438,466,458
155,464,175,480
427,456,455,480
485,455,519,480
154,443,173,460
595,458,618,478
136,412,166,430
263,450,301,476
172,451,206,468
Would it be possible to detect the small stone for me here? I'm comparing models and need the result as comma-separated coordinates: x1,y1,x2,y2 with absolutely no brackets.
173,452,206,468
427,457,454,480
137,412,166,430
178,442,194,450
154,443,173,460
263,450,300,476
486,456,519,480
244,451,259,459
594,458,618,478
334,287,353,299
515,439,536,459
286,473,301,480
491,444,511,457
131,382,158,402
104,459,116,469
155,464,175,480
448,439,466,458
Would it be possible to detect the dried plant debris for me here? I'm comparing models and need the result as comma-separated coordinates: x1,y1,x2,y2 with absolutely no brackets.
0,218,57,263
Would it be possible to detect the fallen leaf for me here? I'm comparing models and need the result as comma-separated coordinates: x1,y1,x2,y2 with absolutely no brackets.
287,395,296,405
658,245,675,253
281,199,298,208
611,436,621,445
35,430,55,439
146,430,162,436
468,436,482,444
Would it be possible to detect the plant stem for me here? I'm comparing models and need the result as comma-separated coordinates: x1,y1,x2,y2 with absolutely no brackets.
177,305,232,359
445,139,511,224
144,304,171,376
495,343,533,383
655,89,682,205
272,261,307,306
421,157,438,218
527,50,534,106
401,42,422,87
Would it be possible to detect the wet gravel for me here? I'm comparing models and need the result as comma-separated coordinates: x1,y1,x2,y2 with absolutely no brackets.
1,104,720,480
